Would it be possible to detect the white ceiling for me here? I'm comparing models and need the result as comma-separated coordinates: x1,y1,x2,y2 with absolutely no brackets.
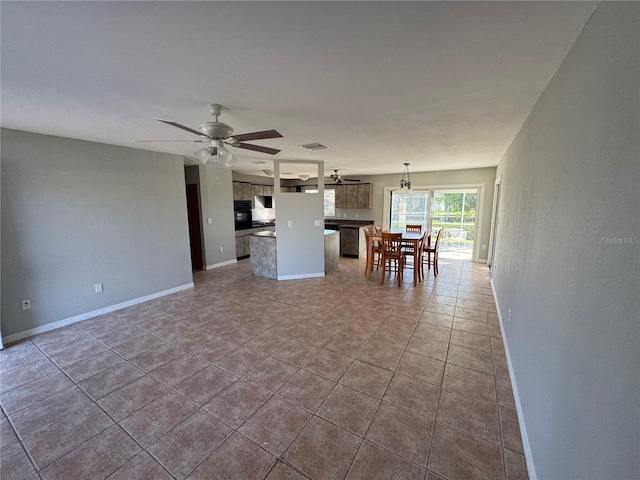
1,1,597,178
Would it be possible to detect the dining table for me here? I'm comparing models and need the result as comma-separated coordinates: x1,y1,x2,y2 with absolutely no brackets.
366,229,430,286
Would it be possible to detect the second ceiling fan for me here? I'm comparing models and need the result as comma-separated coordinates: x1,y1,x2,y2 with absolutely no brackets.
329,170,360,184
148,103,283,165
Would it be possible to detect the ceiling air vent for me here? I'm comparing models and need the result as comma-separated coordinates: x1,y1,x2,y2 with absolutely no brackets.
299,143,328,151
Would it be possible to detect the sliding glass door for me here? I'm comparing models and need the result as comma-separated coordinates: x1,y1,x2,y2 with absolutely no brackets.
431,189,477,260
387,187,479,261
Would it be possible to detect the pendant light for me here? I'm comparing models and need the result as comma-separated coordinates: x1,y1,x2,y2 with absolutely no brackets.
400,162,411,189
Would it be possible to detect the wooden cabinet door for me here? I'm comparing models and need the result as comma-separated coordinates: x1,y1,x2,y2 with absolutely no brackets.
346,185,358,209
357,184,372,209
244,236,251,256
340,227,359,257
241,183,253,200
334,185,346,209
233,182,242,200
235,236,245,258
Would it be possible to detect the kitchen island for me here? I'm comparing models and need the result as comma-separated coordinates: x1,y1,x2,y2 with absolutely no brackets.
250,229,340,279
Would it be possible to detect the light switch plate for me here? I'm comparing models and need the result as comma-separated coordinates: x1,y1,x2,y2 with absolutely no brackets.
314,220,322,227
288,221,293,227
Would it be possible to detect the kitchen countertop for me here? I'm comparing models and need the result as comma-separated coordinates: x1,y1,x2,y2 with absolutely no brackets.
252,229,339,238
324,219,374,228
252,230,276,238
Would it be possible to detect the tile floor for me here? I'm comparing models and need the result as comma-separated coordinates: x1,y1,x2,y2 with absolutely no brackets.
0,257,528,480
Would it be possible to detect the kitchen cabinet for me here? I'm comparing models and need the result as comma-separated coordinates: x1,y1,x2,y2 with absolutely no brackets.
254,184,265,196
332,183,372,209
346,185,358,209
232,182,243,201
334,185,347,209
340,226,358,256
339,225,368,258
235,236,245,257
241,182,253,200
235,225,276,258
357,183,372,209
264,185,273,196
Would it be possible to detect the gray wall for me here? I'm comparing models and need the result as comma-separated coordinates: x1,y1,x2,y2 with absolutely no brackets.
492,3,639,479
1,129,194,338
274,161,325,278
197,164,237,268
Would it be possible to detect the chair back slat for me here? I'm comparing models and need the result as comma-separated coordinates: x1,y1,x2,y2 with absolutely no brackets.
381,232,404,259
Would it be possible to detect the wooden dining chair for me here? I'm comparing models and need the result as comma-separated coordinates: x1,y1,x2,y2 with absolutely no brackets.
402,224,422,257
363,226,383,275
380,232,406,286
421,227,444,277
416,230,430,282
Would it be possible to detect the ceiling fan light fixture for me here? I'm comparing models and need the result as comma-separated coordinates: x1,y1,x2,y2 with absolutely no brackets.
263,169,274,177
298,174,310,181
195,146,214,164
400,162,412,189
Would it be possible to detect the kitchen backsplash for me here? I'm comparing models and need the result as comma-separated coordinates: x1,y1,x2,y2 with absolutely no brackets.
252,207,275,221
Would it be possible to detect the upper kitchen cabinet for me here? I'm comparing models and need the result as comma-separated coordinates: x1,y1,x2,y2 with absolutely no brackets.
241,182,253,200
253,184,265,196
333,183,372,209
346,185,358,209
334,185,347,209
357,183,372,209
264,185,274,196
232,181,243,201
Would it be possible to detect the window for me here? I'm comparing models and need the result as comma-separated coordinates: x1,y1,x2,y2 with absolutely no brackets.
304,188,335,217
324,189,335,217
390,190,430,230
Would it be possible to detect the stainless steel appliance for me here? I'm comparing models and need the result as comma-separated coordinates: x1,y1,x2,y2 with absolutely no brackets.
234,200,252,230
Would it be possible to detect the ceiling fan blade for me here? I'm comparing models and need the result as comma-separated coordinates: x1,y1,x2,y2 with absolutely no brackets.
231,129,283,142
154,119,211,139
234,143,281,155
343,178,361,182
135,139,208,143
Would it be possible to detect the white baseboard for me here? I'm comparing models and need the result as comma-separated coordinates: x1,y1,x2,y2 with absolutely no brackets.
204,259,237,270
490,278,537,480
2,283,194,344
277,272,324,281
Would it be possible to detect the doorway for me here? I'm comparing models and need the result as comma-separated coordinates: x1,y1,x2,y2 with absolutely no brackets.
186,184,204,270
488,176,501,274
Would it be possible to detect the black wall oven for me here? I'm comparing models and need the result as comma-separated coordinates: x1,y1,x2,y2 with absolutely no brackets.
234,200,252,230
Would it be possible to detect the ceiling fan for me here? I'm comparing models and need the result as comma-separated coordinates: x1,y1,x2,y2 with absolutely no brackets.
139,103,283,166
328,170,360,184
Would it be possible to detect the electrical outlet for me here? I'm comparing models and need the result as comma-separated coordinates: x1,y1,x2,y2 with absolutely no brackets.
207,218,212,224
288,221,293,227
508,309,512,323
95,283,103,293
219,246,224,252
482,244,487,250
21,299,31,311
